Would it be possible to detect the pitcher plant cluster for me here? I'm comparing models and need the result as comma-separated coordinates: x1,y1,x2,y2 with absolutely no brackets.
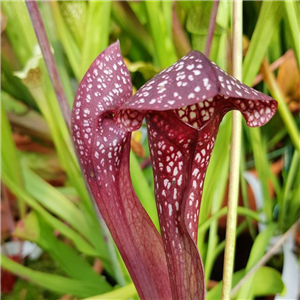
72,41,277,300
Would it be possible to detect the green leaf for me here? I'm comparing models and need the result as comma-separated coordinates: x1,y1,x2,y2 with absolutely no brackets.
1,255,111,298
50,1,81,80
37,213,111,285
279,151,300,230
2,173,99,257
181,1,214,52
199,206,260,236
206,269,244,299
1,56,37,108
240,139,256,239
80,1,111,77
246,125,273,220
15,52,95,216
252,267,285,297
23,167,91,238
283,1,300,68
58,1,87,49
144,1,178,68
1,102,26,216
1,104,23,189
6,164,114,277
15,211,109,285
243,1,283,86
39,2,75,107
236,223,277,299
1,91,50,140
111,2,154,56
14,211,40,242
206,267,284,299
2,1,36,66
247,223,277,270
83,283,137,300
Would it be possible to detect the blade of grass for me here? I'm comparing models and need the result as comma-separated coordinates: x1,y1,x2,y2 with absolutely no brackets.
10,26,94,217
204,0,220,57
1,173,100,257
50,1,81,80
15,211,109,285
36,214,110,284
17,59,94,215
1,255,111,298
199,206,260,236
26,0,71,129
261,59,300,152
39,2,75,107
1,57,37,108
97,218,128,286
161,1,173,43
246,123,273,220
213,220,248,267
80,1,111,77
240,138,256,239
1,103,26,217
235,222,277,299
1,1,36,66
23,167,97,243
203,155,229,284
243,1,283,86
172,4,192,57
283,1,300,68
111,1,154,56
207,266,284,299
231,221,298,297
25,3,123,281
58,1,87,49
278,151,299,231
288,184,300,229
83,283,137,300
144,1,177,68
242,1,284,222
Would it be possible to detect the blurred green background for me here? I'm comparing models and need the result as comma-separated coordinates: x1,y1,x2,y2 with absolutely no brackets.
1,1,299,299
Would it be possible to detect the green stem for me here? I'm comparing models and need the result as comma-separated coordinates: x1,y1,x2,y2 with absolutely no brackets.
221,1,243,299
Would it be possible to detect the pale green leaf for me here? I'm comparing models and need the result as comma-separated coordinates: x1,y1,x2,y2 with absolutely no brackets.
1,255,111,298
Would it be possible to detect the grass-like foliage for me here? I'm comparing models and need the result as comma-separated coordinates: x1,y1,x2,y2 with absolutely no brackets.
1,1,299,299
